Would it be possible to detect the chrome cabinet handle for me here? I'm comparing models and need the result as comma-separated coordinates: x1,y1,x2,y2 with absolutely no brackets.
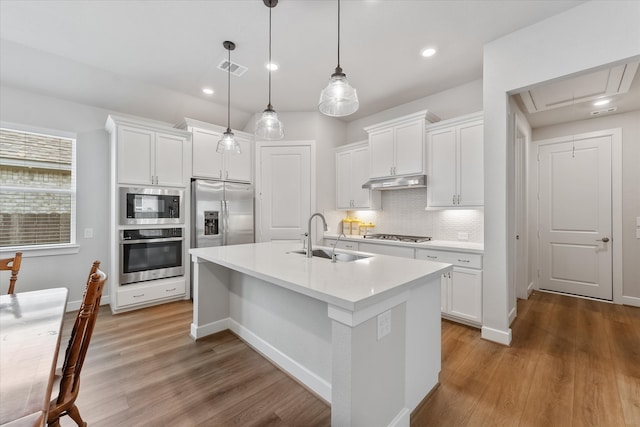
427,255,437,259
597,237,610,242
458,259,470,263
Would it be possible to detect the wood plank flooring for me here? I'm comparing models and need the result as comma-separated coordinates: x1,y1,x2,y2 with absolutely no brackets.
56,291,639,426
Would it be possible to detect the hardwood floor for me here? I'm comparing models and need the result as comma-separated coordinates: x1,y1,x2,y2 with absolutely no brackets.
57,291,639,426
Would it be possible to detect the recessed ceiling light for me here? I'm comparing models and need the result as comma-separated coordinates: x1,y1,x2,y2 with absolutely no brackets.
421,47,437,58
202,88,214,95
266,62,279,71
593,99,610,106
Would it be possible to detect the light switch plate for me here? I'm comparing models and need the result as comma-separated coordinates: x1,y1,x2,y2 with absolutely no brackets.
637,216,640,227
457,232,469,241
84,228,93,239
636,228,640,239
377,310,391,340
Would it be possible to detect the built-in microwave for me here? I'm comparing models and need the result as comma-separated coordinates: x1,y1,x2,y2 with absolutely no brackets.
120,187,184,225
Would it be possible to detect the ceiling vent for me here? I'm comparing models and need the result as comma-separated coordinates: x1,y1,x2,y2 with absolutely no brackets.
590,106,617,117
217,59,248,77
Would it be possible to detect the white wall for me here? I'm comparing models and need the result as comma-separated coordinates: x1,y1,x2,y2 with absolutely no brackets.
532,110,640,302
483,0,640,344
346,79,483,143
0,85,111,307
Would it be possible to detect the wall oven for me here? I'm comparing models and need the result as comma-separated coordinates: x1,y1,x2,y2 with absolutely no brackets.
120,228,184,285
120,187,184,225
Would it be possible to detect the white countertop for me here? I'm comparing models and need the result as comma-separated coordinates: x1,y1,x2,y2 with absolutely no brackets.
190,242,451,312
324,234,484,254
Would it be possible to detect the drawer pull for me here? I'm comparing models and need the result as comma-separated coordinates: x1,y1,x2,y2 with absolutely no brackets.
458,259,470,263
133,294,145,298
166,288,176,292
427,255,438,259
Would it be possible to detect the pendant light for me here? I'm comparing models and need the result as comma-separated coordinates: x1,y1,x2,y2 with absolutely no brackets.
318,0,359,117
255,0,284,140
217,41,241,154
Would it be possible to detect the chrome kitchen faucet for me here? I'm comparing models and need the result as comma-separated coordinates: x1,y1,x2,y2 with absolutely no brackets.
307,213,328,258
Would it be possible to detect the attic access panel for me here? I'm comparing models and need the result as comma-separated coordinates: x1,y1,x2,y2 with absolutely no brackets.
519,62,639,113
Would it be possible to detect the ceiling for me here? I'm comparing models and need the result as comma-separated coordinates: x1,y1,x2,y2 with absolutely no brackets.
0,0,588,129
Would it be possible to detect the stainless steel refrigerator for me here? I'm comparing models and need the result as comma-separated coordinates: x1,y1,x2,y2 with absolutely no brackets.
191,179,254,249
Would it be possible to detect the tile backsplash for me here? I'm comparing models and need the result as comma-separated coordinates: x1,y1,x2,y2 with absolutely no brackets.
330,188,484,243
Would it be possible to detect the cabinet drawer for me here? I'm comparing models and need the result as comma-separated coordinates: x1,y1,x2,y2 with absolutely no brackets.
416,249,482,269
118,279,185,307
359,242,415,258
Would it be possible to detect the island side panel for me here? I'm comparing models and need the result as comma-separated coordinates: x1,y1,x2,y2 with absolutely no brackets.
405,274,442,411
227,271,333,401
191,256,231,340
332,303,407,427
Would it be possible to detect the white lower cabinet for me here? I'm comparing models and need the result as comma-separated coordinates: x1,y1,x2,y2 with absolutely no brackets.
416,248,482,326
325,239,359,251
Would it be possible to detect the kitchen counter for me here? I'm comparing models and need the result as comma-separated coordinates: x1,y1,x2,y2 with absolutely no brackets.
190,242,450,427
324,233,484,254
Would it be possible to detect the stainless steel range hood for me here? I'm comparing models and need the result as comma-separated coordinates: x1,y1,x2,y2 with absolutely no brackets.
362,174,427,190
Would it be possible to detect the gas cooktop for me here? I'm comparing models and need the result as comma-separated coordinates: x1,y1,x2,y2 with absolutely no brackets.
363,234,432,243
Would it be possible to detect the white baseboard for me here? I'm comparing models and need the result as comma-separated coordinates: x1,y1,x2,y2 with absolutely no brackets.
622,295,640,307
527,281,535,296
508,306,517,325
481,325,512,346
66,295,111,312
227,318,332,403
387,408,410,427
189,318,229,340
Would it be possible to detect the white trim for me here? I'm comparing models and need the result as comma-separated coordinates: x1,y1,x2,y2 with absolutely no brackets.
533,128,622,304
622,295,640,308
0,244,80,257
228,318,332,403
508,306,517,325
481,325,512,346
387,408,411,427
189,318,229,340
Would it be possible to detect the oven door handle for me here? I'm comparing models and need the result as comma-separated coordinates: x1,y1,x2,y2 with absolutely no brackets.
121,237,184,245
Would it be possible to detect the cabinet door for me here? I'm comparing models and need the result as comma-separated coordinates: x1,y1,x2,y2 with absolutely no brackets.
225,136,252,182
351,146,373,208
117,126,154,185
369,128,394,178
457,121,484,206
335,151,353,209
449,267,482,324
394,120,423,176
427,127,457,206
441,273,449,313
155,132,185,187
192,128,224,179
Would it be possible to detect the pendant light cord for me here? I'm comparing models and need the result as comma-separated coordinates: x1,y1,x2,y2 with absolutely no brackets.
268,5,272,108
337,0,341,70
227,45,231,132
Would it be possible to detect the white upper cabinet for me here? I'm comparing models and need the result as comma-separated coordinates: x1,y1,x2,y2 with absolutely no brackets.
426,112,484,207
336,142,380,210
365,110,439,179
107,116,189,188
183,118,252,183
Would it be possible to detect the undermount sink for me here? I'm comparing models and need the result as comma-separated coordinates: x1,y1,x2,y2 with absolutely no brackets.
289,249,371,262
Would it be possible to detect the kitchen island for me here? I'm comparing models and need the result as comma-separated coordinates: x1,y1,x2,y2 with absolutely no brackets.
190,241,451,427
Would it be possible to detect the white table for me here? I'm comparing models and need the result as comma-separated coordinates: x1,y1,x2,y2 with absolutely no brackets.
0,288,68,427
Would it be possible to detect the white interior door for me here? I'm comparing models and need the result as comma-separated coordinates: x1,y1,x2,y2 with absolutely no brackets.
538,135,612,300
257,144,312,242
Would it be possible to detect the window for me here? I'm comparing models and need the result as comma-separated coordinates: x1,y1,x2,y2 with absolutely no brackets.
0,126,76,249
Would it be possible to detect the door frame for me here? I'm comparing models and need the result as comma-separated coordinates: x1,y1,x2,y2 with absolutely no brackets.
513,114,530,301
254,140,317,243
532,128,622,303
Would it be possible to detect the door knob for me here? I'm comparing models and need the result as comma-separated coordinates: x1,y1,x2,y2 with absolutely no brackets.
597,237,610,242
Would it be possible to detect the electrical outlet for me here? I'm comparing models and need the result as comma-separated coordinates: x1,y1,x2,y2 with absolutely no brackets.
377,310,391,340
637,216,640,227
457,232,469,241
84,228,93,239
636,228,640,239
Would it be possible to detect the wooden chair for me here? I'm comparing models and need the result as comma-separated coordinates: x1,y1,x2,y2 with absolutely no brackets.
1,251,22,294
47,261,106,427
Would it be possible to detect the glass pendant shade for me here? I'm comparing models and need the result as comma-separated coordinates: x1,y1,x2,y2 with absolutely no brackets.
318,69,359,117
255,107,284,140
216,129,241,154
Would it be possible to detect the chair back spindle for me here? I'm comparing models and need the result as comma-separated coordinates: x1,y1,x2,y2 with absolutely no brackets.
1,252,22,294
